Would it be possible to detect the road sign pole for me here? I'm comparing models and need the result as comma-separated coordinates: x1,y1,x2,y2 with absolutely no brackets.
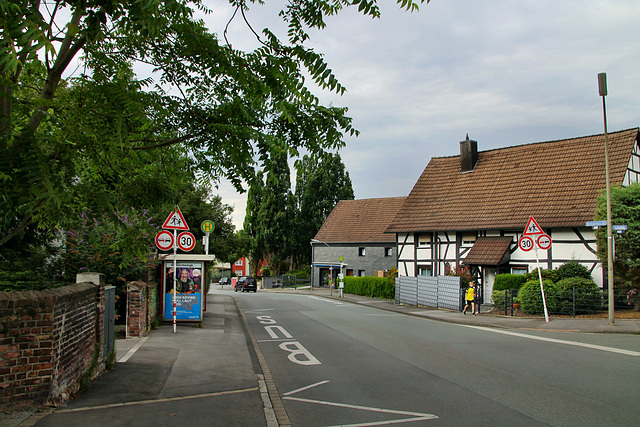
173,229,177,333
535,246,550,323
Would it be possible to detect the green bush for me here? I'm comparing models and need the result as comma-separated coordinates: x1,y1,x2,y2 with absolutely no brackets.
343,276,395,300
524,268,558,283
555,277,603,315
493,274,527,292
556,260,592,280
491,274,526,310
518,279,558,315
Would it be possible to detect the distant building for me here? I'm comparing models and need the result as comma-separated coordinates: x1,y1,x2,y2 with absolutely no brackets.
311,197,406,287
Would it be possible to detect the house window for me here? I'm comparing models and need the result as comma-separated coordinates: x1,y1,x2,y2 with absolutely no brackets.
358,270,366,277
417,233,431,248
235,270,243,276
235,259,243,266
418,266,432,276
512,266,528,275
346,269,354,276
358,247,366,257
385,247,393,257
462,232,476,245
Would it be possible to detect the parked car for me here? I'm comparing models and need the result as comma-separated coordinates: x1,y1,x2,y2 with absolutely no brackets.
235,276,258,292
219,277,231,287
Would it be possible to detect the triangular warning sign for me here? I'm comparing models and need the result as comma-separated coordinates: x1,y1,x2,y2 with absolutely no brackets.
162,207,189,230
522,216,544,236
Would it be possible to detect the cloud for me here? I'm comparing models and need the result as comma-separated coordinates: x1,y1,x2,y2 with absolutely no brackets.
207,0,640,229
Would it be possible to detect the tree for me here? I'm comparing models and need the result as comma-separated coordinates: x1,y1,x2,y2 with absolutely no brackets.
244,170,265,275
594,183,640,300
292,152,354,266
1,0,429,250
256,148,296,275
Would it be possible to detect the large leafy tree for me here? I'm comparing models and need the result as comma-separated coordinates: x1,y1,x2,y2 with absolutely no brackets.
595,183,640,299
1,0,428,250
293,152,354,266
255,148,295,275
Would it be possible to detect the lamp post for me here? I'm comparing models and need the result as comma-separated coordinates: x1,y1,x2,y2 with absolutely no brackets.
598,72,615,326
311,239,333,295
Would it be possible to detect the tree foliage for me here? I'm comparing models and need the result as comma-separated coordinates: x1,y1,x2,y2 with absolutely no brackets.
594,183,640,291
292,152,354,266
1,0,429,249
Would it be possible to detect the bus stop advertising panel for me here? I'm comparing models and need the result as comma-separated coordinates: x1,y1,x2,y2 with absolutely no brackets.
163,261,203,321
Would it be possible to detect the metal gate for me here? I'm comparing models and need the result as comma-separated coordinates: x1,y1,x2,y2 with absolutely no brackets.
396,275,462,310
104,286,116,357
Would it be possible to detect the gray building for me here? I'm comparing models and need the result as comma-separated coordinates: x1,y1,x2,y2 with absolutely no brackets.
311,197,406,287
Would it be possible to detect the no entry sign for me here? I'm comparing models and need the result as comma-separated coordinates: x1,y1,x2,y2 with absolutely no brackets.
155,230,174,251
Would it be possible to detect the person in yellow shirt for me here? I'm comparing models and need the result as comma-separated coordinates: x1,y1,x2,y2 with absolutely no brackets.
463,282,476,315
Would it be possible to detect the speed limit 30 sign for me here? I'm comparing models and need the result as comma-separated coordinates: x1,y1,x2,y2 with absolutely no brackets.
177,231,196,252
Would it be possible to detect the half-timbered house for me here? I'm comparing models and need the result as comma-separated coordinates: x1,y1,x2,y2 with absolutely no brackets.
386,128,640,304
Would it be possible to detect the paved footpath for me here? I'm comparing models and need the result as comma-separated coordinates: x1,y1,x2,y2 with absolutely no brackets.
5,286,638,426
8,293,271,427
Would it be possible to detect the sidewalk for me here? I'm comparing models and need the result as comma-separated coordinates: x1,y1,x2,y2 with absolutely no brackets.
267,286,640,335
7,293,269,427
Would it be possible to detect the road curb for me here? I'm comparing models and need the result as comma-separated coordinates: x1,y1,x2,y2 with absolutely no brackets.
234,297,292,427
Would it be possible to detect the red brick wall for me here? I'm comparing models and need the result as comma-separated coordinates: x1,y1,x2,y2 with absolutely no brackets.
127,281,159,338
0,274,106,411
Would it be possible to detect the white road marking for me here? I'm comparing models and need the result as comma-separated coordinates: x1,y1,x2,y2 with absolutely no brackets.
307,296,344,305
284,381,438,425
283,380,331,396
284,396,438,424
461,324,640,357
117,337,148,363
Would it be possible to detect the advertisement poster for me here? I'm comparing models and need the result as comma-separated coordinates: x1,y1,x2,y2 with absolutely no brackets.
164,261,203,321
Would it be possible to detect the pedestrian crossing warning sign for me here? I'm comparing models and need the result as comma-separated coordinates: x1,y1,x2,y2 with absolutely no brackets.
522,216,543,236
162,207,189,230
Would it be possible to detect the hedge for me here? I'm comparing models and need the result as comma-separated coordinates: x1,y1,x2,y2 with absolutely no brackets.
343,276,395,300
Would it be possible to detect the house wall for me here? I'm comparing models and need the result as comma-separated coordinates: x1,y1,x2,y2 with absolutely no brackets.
312,243,396,287
396,227,602,305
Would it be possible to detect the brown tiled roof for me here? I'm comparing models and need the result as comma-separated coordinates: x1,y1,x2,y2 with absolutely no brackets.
462,237,513,266
387,128,639,232
314,197,407,243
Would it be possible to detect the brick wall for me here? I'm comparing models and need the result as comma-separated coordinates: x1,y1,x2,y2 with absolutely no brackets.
127,281,159,338
0,273,107,411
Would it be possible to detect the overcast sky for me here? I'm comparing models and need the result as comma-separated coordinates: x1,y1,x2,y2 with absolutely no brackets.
202,0,640,230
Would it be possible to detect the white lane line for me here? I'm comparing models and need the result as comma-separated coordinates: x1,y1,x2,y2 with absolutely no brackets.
284,396,438,420
326,415,438,426
117,337,148,363
460,324,640,357
307,296,344,305
363,313,405,317
283,380,331,396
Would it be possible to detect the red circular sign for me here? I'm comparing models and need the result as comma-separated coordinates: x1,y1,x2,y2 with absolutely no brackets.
537,234,552,250
177,231,196,252
155,230,174,251
518,236,534,252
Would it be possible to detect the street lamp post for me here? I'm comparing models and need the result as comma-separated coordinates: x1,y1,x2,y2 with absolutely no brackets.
311,239,333,295
598,72,615,326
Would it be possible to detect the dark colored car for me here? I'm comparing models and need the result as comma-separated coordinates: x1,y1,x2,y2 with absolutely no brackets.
219,277,231,287
235,276,258,292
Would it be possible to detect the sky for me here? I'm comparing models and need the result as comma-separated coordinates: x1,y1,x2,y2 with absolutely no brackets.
201,0,640,230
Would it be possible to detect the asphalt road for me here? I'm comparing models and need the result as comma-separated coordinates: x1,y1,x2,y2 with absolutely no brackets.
235,290,640,427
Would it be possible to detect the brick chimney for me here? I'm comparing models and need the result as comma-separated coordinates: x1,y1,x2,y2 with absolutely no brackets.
460,134,478,173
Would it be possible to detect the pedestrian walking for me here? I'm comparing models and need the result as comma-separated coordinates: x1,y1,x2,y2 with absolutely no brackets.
463,281,476,315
